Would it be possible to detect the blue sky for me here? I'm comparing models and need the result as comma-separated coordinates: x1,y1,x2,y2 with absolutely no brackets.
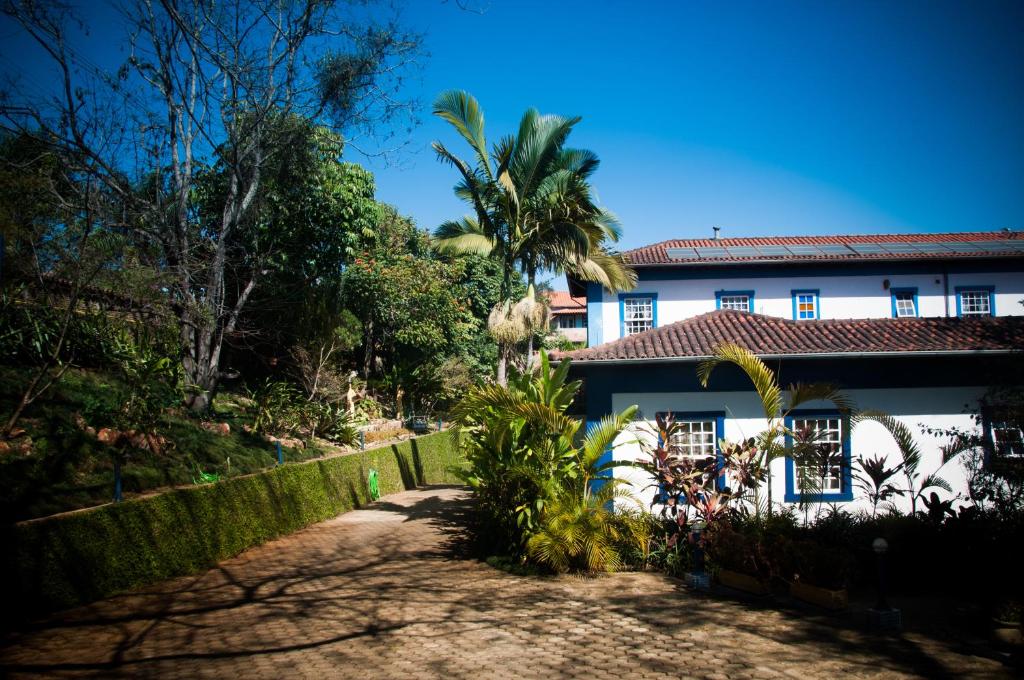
369,1,1024,262
3,1,1022,289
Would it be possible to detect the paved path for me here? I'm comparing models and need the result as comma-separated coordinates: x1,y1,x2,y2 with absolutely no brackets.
0,486,1013,679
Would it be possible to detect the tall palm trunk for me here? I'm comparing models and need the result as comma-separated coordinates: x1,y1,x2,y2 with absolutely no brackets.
525,262,538,373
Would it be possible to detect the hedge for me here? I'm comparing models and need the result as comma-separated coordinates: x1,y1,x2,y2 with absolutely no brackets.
0,432,463,622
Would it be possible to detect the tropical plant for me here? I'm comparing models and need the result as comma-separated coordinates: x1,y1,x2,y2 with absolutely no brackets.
854,454,904,517
696,342,855,515
450,351,641,564
250,380,302,436
432,91,635,383
855,411,970,515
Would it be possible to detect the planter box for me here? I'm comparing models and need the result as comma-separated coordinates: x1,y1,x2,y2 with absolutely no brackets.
790,580,848,610
992,619,1023,647
717,568,770,596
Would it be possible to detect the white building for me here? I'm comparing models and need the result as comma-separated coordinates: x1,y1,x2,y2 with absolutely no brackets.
561,231,1024,515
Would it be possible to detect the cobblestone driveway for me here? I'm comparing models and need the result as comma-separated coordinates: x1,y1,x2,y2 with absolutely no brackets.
0,486,1013,679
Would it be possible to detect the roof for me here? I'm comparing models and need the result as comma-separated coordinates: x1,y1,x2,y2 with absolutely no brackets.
546,291,586,315
554,310,1024,363
623,231,1024,267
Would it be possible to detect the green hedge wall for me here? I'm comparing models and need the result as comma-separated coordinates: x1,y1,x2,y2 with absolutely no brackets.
0,432,463,622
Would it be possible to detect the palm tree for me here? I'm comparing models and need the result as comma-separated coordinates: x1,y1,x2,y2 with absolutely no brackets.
696,343,855,515
432,91,635,383
854,411,970,515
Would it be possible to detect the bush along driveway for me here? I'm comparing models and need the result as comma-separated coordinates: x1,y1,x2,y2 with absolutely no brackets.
0,486,1013,680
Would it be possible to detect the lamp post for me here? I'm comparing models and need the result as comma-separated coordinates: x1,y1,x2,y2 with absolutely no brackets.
868,537,901,630
872,537,889,610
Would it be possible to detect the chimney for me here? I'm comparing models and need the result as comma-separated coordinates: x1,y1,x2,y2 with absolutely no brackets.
712,226,721,240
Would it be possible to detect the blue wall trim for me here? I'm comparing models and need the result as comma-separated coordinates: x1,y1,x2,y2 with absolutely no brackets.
954,285,996,317
586,282,604,346
791,289,820,320
889,287,919,318
618,292,658,339
783,409,853,503
715,289,756,313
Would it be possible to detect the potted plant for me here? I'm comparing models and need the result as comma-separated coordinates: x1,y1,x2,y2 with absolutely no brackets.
706,523,771,596
992,600,1023,647
786,539,851,610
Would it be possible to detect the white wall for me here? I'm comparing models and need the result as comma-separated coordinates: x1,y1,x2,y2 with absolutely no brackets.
595,269,1024,343
607,386,985,518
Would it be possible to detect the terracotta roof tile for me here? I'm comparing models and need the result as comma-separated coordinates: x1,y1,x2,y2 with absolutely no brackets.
624,231,1024,266
554,310,1024,362
546,291,586,314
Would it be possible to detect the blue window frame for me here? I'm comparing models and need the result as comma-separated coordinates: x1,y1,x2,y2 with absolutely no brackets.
981,405,1024,468
619,293,658,337
955,285,995,317
791,289,820,320
655,411,727,494
715,289,755,313
890,287,919,318
784,409,853,503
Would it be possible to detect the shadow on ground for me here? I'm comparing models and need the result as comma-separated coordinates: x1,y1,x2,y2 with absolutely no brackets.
0,486,1015,679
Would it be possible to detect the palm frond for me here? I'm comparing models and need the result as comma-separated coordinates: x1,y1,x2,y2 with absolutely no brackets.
433,90,492,180
787,382,856,414
697,343,783,421
854,410,923,473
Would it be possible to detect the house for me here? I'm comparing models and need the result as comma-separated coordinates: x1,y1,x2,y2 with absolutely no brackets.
545,291,588,344
560,231,1024,514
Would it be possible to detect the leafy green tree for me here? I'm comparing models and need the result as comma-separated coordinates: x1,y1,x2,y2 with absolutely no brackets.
2,0,420,412
341,211,477,411
431,91,635,383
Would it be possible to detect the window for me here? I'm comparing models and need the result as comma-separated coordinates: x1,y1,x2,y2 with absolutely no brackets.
620,294,656,336
669,419,717,463
791,289,819,320
956,286,995,317
784,411,852,502
792,417,843,493
890,288,918,318
556,315,585,329
985,406,1024,461
992,423,1024,459
658,411,726,492
716,290,755,313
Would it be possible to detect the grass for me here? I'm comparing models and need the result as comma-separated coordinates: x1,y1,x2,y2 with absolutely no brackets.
0,366,325,522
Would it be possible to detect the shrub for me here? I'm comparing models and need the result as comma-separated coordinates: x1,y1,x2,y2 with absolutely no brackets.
0,431,463,622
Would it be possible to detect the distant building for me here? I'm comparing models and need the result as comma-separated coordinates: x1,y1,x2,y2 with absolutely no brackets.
546,291,587,343
560,230,1024,514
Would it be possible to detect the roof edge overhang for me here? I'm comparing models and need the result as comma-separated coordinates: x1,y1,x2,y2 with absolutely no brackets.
561,349,1019,366
626,253,1024,269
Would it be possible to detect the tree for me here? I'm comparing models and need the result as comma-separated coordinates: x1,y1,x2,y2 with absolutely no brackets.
341,210,477,411
0,133,124,437
1,0,420,411
431,91,635,384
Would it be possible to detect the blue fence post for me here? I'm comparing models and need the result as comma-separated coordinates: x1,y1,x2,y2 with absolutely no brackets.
113,459,123,503
359,431,365,450
276,441,283,466
437,417,442,432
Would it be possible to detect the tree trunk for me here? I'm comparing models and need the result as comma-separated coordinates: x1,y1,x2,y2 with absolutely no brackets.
525,263,537,373
496,343,508,386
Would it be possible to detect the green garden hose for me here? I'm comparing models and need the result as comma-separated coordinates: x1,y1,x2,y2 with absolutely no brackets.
368,468,380,501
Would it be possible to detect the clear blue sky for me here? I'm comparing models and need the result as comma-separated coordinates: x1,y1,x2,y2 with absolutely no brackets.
368,0,1024,269
3,1,1023,290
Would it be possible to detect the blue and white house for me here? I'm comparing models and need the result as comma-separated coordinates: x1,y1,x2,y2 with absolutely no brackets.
561,231,1024,513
